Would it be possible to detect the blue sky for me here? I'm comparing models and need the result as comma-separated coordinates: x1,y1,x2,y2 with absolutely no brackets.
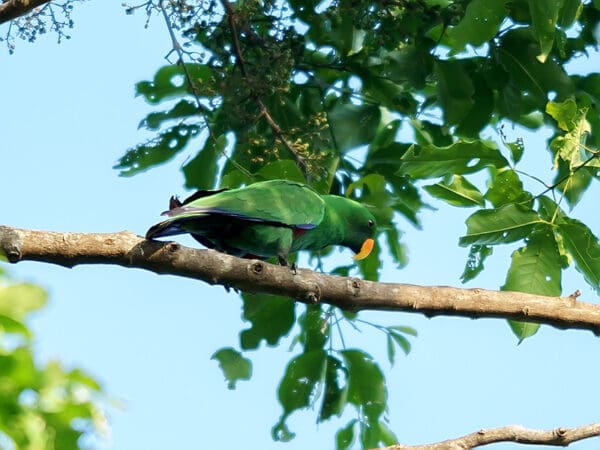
2,3,600,450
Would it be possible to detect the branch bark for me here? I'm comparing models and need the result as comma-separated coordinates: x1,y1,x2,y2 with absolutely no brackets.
2,225,600,334
379,422,600,449
0,0,50,24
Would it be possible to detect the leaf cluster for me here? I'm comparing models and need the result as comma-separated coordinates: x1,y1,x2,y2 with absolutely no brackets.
0,272,107,449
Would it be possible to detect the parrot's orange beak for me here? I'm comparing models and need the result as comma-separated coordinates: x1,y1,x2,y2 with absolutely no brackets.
353,238,374,260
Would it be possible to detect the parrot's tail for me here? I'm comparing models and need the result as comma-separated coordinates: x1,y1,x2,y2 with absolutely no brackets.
145,220,184,240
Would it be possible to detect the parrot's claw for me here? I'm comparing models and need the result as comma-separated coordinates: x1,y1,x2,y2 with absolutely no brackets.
223,284,240,294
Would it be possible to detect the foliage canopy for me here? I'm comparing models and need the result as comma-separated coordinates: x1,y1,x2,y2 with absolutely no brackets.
5,0,600,448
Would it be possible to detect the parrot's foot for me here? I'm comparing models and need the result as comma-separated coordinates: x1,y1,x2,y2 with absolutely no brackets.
223,284,240,294
277,254,297,274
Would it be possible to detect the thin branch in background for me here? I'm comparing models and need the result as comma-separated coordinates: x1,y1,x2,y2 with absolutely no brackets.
0,0,51,25
158,0,252,180
219,0,309,176
379,422,600,449
534,151,600,200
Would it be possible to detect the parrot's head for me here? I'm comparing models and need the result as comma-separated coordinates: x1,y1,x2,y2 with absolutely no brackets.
322,195,377,260
348,208,377,261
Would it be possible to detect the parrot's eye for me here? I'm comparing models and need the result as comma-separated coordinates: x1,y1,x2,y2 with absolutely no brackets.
368,219,374,228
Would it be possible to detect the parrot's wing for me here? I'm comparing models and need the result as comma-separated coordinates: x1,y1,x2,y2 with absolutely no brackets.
164,180,325,228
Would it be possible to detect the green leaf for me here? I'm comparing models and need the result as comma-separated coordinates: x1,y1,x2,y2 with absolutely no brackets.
115,124,201,176
461,244,493,283
507,138,525,165
211,347,252,390
135,64,214,104
275,349,327,439
424,175,484,207
0,283,47,320
547,99,592,170
508,321,540,342
460,204,545,246
387,325,418,336
336,420,357,450
298,305,329,352
411,119,453,147
139,100,198,131
445,0,508,51
546,97,580,131
386,334,396,366
385,227,407,268
553,160,593,207
389,331,411,356
341,350,386,421
502,228,562,341
255,159,306,184
183,135,227,190
398,141,509,179
370,120,402,151
558,0,582,27
485,168,532,207
318,356,348,422
327,102,381,152
558,218,600,292
498,28,574,106
502,228,563,296
434,60,475,124
0,314,30,339
528,0,562,62
240,294,295,350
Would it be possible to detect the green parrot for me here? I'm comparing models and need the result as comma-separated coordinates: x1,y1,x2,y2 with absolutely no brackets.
146,179,377,266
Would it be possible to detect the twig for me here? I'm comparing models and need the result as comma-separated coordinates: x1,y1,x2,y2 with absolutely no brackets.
533,151,600,200
158,0,252,180
379,422,600,449
0,0,51,25
219,0,308,175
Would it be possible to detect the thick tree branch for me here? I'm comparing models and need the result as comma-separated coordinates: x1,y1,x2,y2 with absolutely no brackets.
0,0,50,24
2,226,600,334
379,422,600,449
0,226,600,335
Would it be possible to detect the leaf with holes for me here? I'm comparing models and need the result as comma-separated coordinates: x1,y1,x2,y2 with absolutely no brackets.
445,0,508,52
460,204,545,246
341,350,386,422
240,293,295,350
115,124,201,176
485,169,532,208
461,244,493,283
502,227,563,341
318,355,348,422
139,100,199,131
136,64,215,104
273,349,327,441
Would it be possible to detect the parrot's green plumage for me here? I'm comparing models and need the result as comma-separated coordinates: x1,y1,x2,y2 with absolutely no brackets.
146,179,376,265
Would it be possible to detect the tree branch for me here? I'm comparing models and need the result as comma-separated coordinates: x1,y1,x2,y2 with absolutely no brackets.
379,422,600,449
0,0,51,25
2,225,600,334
